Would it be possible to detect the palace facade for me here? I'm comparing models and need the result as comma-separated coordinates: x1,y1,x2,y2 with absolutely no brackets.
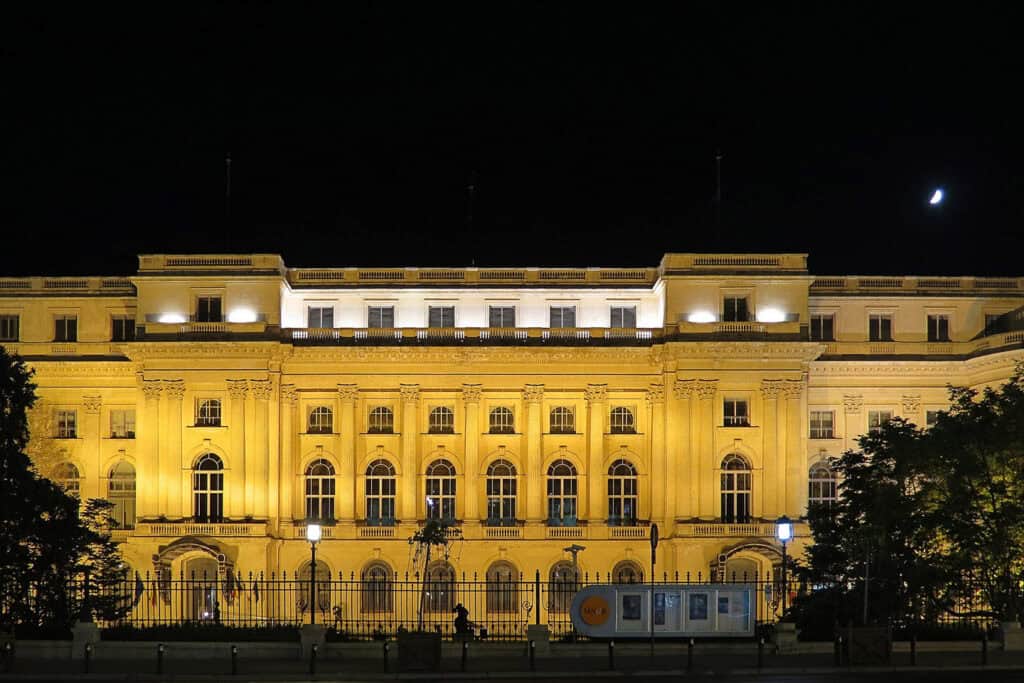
2,252,1022,592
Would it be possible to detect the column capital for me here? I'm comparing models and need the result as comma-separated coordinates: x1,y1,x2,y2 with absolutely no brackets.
901,394,921,414
695,379,718,400
843,393,864,414
523,384,545,403
673,379,696,399
337,384,359,402
461,384,482,404
142,381,163,402
645,383,665,405
83,395,102,414
781,380,803,399
584,383,608,403
164,380,186,400
226,380,249,400
250,380,273,401
399,383,420,404
281,384,299,406
760,379,783,399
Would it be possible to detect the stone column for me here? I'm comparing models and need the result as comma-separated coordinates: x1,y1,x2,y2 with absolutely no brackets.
280,385,298,524
337,384,358,523
647,384,667,522
227,380,248,519
784,380,805,516
164,381,185,518
138,379,162,519
672,379,695,520
585,384,608,522
462,384,482,522
759,380,781,518
399,384,420,521
523,384,544,523
250,380,272,519
695,380,718,519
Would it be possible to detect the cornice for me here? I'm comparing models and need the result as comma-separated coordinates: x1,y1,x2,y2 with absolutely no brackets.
288,345,656,365
26,361,138,377
652,342,826,363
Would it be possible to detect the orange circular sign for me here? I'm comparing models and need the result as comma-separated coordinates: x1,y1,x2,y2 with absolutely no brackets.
580,595,610,625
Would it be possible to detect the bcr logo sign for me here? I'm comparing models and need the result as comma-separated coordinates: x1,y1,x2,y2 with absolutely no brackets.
580,595,610,625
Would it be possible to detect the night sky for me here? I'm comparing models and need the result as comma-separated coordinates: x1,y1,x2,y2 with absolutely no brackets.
3,5,1022,277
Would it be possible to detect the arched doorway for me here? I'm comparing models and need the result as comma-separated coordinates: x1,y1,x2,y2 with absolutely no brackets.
184,556,220,622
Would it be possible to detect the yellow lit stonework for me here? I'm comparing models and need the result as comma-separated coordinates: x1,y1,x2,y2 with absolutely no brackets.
2,253,1021,587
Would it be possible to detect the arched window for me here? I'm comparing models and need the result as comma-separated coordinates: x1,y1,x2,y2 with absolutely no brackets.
808,462,838,509
488,407,515,434
54,462,80,496
720,454,752,523
361,562,393,613
193,454,223,521
485,459,517,526
550,406,575,434
297,560,332,620
607,459,638,526
106,461,136,529
368,406,394,434
425,561,455,612
365,459,396,525
425,459,456,521
548,561,580,613
613,560,644,584
305,458,336,521
609,407,635,434
308,406,333,434
486,561,519,613
547,459,578,526
428,406,454,434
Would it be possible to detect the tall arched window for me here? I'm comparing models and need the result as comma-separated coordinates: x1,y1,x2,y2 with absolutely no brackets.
297,560,332,620
808,462,838,509
548,561,580,613
106,461,136,529
485,459,517,526
547,459,578,526
305,458,336,521
609,407,636,434
720,454,752,523
308,406,333,434
486,561,519,613
425,561,455,612
368,406,394,434
428,406,455,434
613,560,644,584
361,562,393,613
425,459,456,521
549,406,575,434
365,459,396,525
488,407,515,434
607,459,638,526
54,462,80,497
193,454,223,521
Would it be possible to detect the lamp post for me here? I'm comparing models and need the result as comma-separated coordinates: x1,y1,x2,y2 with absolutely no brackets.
306,523,321,625
775,515,792,617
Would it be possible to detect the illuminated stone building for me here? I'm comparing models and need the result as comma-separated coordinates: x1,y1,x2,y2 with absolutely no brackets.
2,253,1022,594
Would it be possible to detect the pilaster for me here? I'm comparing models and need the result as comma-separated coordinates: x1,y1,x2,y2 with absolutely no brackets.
280,384,298,524
227,380,248,519
673,379,695,519
585,384,608,522
462,384,482,522
646,384,666,523
138,378,162,519
760,380,782,518
164,381,185,518
783,380,804,515
250,380,272,518
695,380,717,519
82,395,102,500
399,384,419,521
337,384,358,523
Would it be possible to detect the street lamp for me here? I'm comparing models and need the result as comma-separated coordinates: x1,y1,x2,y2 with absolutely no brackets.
775,515,792,617
306,523,321,625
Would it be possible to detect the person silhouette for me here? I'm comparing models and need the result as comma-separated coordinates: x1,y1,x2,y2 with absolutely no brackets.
453,603,471,636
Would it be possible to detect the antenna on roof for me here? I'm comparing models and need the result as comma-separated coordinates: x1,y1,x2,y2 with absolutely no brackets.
225,152,232,248
713,149,723,228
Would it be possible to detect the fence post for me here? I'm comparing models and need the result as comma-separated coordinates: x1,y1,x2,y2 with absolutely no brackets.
833,635,841,666
383,641,389,672
461,640,468,671
910,634,917,666
608,640,615,670
157,643,164,674
83,643,91,674
529,640,536,671
982,631,988,666
535,570,541,625
310,643,317,675
231,645,238,675
687,638,694,671
2,640,13,673
757,637,764,669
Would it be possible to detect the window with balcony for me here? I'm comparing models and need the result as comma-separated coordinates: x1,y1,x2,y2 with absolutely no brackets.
365,459,396,525
196,399,222,427
427,306,455,328
547,459,577,526
549,305,576,328
361,561,393,613
192,453,224,522
607,459,638,526
305,458,336,521
549,406,575,434
808,462,838,509
809,410,835,439
428,406,454,434
486,560,520,613
54,315,78,342
55,409,77,438
723,399,749,426
107,461,136,529
868,410,892,434
810,314,835,341
488,406,515,433
488,306,516,328
425,459,456,521
195,297,223,323
720,454,751,523
869,314,893,342
367,305,394,328
110,409,136,439
54,462,80,496
111,316,135,342
308,406,333,434
485,459,517,526
0,314,19,342
368,406,394,433
610,305,637,328
722,297,749,322
307,306,334,328
609,406,636,434
927,314,951,342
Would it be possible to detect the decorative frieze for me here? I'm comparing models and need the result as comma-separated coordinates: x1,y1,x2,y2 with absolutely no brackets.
901,394,921,414
337,384,359,402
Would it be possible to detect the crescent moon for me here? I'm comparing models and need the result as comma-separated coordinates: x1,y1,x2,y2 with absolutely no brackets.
929,189,943,205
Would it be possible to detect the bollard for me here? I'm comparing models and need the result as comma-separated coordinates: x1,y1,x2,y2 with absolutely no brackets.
310,643,318,675
3,641,13,673
687,638,694,671
83,642,92,674
982,631,988,666
910,635,917,666
757,637,764,669
608,640,615,670
382,641,389,672
231,644,238,675
529,640,536,671
461,640,468,672
157,643,165,674
833,636,841,666
838,635,846,666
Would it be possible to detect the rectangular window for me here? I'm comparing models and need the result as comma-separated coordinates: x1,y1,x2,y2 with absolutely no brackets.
722,297,749,322
111,316,135,342
610,305,637,328
868,410,892,434
110,409,136,439
723,399,749,427
927,314,950,342
550,407,575,434
984,313,1002,335
195,297,223,323
196,399,222,427
809,410,835,439
869,314,893,342
428,306,455,328
55,409,77,438
307,306,334,328
488,306,516,328
54,315,78,342
549,306,576,328
926,410,941,428
367,305,395,328
810,314,835,341
0,314,19,342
